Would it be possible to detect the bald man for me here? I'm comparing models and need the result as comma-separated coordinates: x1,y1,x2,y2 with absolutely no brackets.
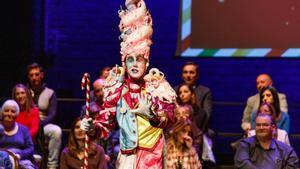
81,79,104,118
241,74,288,131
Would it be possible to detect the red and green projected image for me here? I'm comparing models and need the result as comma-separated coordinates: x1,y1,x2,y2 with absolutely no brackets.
176,0,300,57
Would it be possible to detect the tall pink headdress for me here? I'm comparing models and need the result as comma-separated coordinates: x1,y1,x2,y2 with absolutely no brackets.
118,0,153,67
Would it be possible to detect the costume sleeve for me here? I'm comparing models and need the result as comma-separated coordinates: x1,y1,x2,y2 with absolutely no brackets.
41,92,57,126
29,107,40,139
234,140,258,169
150,98,175,128
94,86,123,138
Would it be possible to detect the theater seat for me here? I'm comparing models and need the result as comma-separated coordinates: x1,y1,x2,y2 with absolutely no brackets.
0,148,19,169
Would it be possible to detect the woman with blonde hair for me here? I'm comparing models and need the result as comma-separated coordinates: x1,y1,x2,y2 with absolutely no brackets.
12,84,40,140
166,120,201,169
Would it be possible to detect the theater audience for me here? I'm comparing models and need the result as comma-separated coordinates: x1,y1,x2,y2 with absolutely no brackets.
241,73,288,131
27,62,62,169
166,120,202,169
176,83,207,131
247,102,290,145
174,62,213,132
176,83,216,167
12,84,40,141
251,86,290,133
0,100,36,169
60,117,107,169
174,105,203,159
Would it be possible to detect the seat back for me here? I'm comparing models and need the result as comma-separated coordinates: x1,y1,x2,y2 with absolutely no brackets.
0,149,19,169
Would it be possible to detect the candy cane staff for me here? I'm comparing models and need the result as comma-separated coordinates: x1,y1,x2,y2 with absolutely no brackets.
81,73,90,169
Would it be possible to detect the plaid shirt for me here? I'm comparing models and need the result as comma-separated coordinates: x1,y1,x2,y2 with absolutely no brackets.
166,146,202,169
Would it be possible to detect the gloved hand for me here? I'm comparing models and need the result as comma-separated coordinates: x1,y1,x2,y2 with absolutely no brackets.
80,117,93,131
131,94,153,118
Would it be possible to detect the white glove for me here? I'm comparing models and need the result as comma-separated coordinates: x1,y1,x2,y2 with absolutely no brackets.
80,117,93,131
131,94,152,118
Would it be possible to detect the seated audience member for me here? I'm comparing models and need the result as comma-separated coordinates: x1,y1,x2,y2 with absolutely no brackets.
12,84,40,141
248,102,290,145
80,79,104,117
166,120,202,169
174,62,213,132
90,66,111,102
176,84,207,131
60,117,107,169
176,84,216,166
174,105,203,157
251,86,290,133
174,105,195,121
241,73,288,131
0,100,36,169
234,114,299,169
26,62,62,169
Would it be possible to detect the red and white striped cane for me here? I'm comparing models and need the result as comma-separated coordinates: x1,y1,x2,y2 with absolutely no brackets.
81,73,90,169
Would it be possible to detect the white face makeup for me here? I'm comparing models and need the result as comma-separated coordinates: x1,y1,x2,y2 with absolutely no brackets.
125,55,147,80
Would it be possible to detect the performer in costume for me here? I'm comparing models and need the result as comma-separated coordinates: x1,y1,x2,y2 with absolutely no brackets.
80,0,177,168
